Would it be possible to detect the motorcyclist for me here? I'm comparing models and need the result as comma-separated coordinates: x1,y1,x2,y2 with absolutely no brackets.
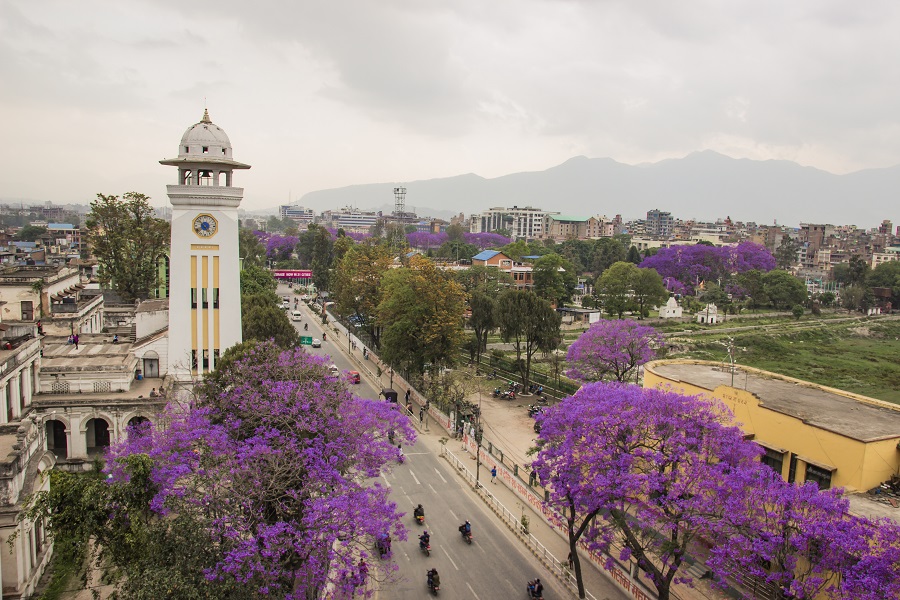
419,531,430,548
414,504,425,520
459,520,471,535
322,332,327,341
304,323,308,330
527,578,544,598
427,568,440,589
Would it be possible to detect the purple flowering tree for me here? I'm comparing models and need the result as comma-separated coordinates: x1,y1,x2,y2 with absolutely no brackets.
463,232,511,250
639,242,775,295
565,319,663,383
406,231,447,250
710,468,900,600
107,342,415,598
533,383,764,599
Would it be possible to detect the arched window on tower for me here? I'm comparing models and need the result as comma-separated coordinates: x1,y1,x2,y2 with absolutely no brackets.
182,170,193,185
199,170,213,186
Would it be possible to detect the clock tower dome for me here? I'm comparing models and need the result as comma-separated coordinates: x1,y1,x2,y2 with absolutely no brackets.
160,109,250,378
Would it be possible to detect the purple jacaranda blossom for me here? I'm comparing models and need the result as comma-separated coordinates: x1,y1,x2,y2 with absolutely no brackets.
565,319,663,383
639,242,775,295
106,342,415,598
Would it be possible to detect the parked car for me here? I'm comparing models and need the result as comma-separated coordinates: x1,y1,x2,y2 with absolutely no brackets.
312,338,322,348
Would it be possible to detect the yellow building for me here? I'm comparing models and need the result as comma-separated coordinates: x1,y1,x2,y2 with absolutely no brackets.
644,359,900,492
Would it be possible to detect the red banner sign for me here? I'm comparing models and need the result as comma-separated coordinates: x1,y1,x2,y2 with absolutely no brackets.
273,270,313,278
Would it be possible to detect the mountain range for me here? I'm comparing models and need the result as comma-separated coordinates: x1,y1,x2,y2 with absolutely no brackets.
298,151,900,229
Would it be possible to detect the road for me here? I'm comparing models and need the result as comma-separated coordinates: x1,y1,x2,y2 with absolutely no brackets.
281,286,567,599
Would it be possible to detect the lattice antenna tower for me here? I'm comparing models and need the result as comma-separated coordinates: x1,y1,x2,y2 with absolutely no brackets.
393,186,406,216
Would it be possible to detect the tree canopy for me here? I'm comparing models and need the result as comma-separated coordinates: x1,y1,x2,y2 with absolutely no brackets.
565,319,663,383
85,192,170,301
377,255,466,376
495,290,561,387
532,252,578,305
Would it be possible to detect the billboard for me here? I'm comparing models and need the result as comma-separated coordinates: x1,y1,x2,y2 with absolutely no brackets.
273,270,313,279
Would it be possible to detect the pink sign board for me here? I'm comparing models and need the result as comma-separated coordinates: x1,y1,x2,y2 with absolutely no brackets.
273,270,313,278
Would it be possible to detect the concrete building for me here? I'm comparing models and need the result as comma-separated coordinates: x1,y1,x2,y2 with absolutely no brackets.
0,265,103,336
160,110,249,378
278,204,315,225
658,297,683,319
696,303,720,324
469,206,554,240
645,360,900,493
871,246,900,269
545,215,590,241
646,209,674,237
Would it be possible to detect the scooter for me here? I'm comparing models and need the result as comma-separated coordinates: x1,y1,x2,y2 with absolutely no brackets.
528,405,543,418
460,529,473,545
419,539,431,557
415,514,425,526
526,581,544,599
492,388,502,398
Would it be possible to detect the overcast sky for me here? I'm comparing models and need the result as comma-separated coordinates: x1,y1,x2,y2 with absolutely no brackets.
2,1,900,214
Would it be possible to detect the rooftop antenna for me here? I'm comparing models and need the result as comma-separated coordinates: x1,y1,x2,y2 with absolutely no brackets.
393,186,406,217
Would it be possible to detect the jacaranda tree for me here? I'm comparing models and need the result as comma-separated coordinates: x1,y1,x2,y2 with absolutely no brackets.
533,383,765,600
103,342,415,598
565,319,663,383
639,241,775,295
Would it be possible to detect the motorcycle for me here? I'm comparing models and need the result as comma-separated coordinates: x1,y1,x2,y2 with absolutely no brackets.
501,391,516,401
526,581,544,599
419,539,431,557
375,535,391,558
427,570,440,595
528,405,543,418
492,388,502,398
460,529,472,544
414,510,425,525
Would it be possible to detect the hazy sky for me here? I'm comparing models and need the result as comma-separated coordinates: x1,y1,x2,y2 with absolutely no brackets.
3,1,900,213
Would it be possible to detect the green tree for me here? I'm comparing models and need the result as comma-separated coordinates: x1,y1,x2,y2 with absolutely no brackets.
436,240,479,262
701,283,732,321
736,269,769,309
240,264,277,296
631,267,668,318
495,290,561,388
445,223,466,241
333,244,392,348
841,284,866,313
85,192,170,302
453,265,513,296
867,261,900,306
15,225,48,241
792,304,805,319
297,224,335,291
469,290,497,368
238,229,266,268
595,261,637,318
377,255,466,376
761,270,807,310
626,245,642,264
590,238,627,277
242,293,300,348
501,239,530,261
774,235,801,269
532,253,578,305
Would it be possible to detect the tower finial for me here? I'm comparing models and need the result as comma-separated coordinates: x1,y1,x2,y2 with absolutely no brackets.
201,108,211,124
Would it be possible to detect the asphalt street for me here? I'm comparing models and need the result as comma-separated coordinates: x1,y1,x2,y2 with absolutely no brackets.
282,286,567,599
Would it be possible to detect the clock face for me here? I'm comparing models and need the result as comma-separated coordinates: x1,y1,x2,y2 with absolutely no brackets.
193,214,218,238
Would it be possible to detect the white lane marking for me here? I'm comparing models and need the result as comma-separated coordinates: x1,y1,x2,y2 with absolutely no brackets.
449,509,459,521
466,582,481,599
428,483,437,494
380,473,390,486
441,546,459,571
434,468,447,483
409,470,421,485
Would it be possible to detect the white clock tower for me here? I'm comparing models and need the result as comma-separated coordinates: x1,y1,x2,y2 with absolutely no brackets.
160,109,250,378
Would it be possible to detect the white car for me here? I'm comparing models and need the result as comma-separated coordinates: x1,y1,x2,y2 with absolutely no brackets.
311,338,322,348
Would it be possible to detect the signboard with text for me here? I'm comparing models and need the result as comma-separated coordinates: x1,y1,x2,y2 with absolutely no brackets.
273,270,313,279
299,336,313,345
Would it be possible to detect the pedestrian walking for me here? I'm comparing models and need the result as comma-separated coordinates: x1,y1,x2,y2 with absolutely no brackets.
529,468,537,487
405,389,411,403
73,333,79,349
491,466,497,484
419,407,424,423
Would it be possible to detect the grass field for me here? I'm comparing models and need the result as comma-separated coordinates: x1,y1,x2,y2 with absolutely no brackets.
669,319,900,404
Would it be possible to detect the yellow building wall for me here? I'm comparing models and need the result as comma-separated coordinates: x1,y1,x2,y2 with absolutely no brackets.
644,360,900,492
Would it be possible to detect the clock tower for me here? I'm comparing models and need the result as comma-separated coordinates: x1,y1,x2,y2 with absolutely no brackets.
160,109,250,379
